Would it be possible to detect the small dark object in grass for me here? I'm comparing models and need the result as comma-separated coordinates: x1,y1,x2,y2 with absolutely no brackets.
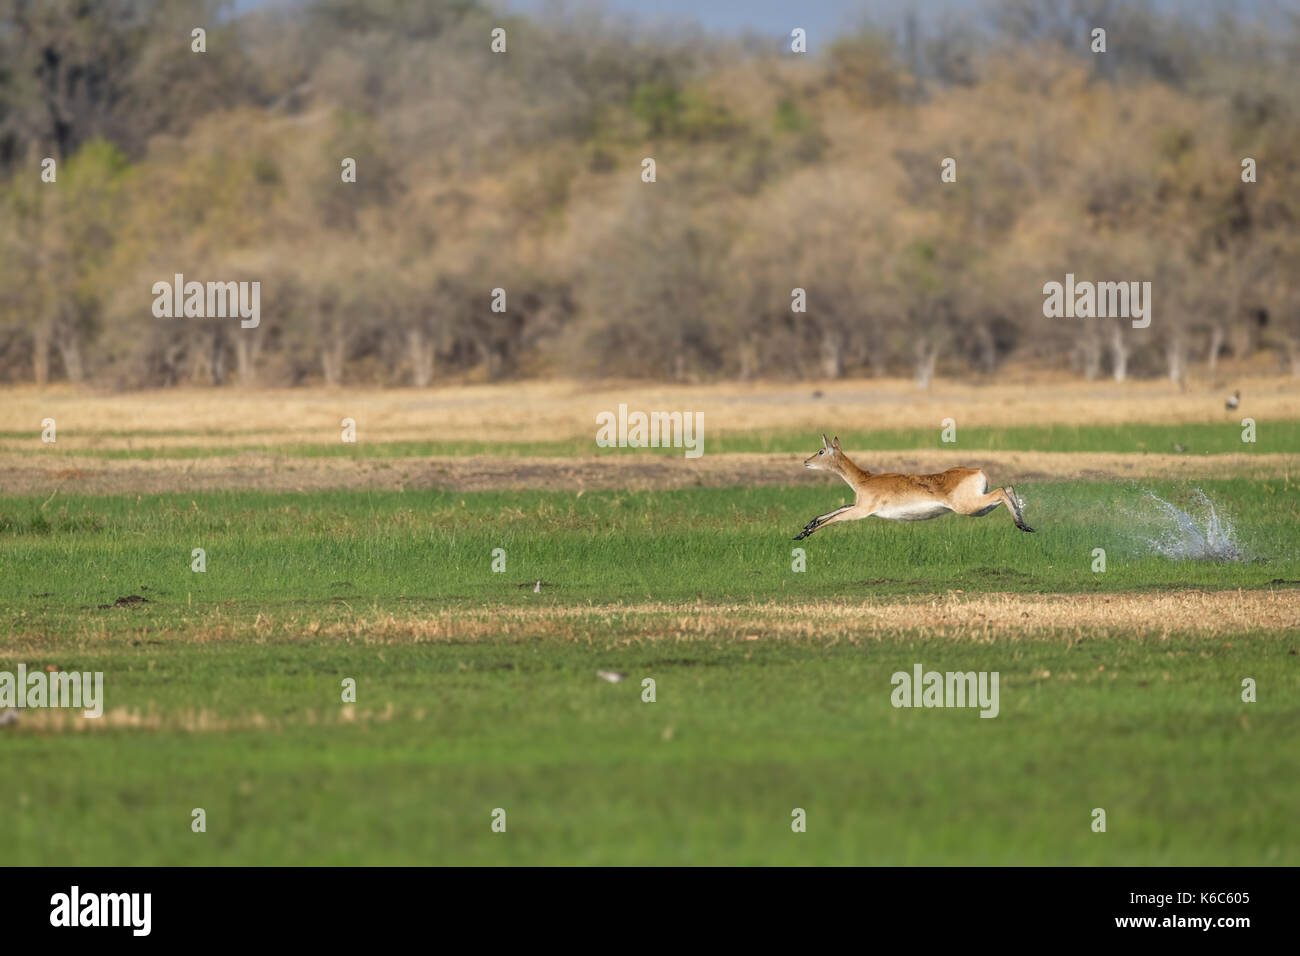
99,594,150,609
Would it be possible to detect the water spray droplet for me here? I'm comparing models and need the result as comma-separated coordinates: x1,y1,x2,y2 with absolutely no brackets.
1137,489,1243,562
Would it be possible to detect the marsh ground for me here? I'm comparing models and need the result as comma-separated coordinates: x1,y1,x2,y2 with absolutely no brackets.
2,378,1297,863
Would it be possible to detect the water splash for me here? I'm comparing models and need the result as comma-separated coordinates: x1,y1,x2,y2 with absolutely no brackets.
1136,489,1243,562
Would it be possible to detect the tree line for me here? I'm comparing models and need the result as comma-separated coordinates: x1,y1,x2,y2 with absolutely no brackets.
1,0,1298,388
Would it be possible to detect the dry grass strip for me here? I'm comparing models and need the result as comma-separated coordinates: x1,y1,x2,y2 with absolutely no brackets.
293,589,1300,643
5,703,412,734
4,377,1298,451
6,589,1295,652
2,449,1297,496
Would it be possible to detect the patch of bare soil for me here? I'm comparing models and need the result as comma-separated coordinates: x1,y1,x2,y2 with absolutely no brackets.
95,594,150,609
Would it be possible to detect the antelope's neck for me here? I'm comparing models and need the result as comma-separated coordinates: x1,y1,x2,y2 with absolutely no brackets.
837,455,870,487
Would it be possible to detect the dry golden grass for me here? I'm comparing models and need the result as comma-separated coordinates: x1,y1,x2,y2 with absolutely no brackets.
10,444,1300,496
4,377,1295,493
1,447,1295,496
7,589,1296,653
3,375,1298,451
6,589,1293,734
5,703,413,734
290,588,1300,643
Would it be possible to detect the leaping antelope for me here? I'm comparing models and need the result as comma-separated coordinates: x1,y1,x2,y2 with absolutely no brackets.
793,434,1034,540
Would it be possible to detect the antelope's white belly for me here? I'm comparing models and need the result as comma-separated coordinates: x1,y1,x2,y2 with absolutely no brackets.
872,501,953,522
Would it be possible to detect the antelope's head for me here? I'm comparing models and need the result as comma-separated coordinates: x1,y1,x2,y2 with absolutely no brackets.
804,434,843,471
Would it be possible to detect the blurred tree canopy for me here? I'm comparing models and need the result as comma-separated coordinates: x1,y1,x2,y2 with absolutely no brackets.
1,0,1298,387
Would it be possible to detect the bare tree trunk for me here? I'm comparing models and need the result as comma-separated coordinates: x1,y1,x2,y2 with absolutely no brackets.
867,326,886,377
737,335,758,381
33,319,52,386
473,338,504,380
408,327,434,387
975,322,996,373
1109,323,1129,383
212,330,227,385
1166,329,1187,386
236,337,260,386
1080,331,1103,380
1207,322,1225,381
819,329,843,379
162,342,185,387
914,339,937,389
190,330,214,385
322,333,346,385
1231,313,1258,360
56,331,84,384
190,329,228,385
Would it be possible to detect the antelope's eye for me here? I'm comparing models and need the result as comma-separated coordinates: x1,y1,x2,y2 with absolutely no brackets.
818,449,824,455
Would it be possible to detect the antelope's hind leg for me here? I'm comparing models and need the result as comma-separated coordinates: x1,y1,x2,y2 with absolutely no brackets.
956,478,1035,533
1003,485,1034,532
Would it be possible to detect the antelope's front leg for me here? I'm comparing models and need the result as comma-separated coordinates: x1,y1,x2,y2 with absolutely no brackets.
793,504,856,540
793,516,821,540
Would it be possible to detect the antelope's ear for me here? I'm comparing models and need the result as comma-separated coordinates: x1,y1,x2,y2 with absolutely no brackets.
821,433,831,449
832,436,841,450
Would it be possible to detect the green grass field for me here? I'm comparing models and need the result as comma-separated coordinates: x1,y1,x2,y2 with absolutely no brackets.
3,477,1298,864
1,480,1298,609
10,419,1294,459
5,633,1295,865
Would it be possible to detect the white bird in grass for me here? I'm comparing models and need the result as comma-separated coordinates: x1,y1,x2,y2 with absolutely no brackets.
1225,390,1240,411
596,670,627,683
